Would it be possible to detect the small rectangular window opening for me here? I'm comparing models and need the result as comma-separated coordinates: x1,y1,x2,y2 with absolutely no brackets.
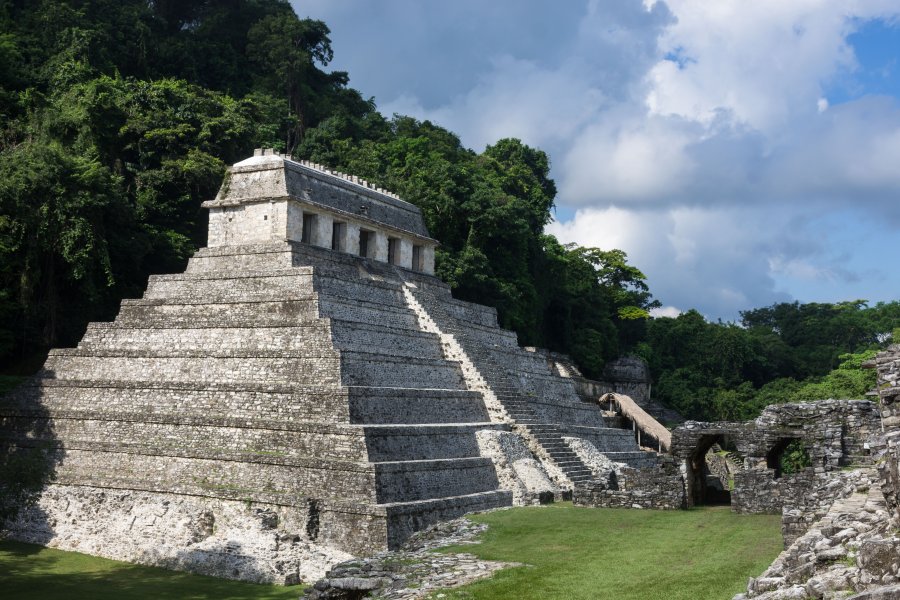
412,245,424,272
359,229,373,258
301,213,317,244
332,222,346,252
387,237,401,265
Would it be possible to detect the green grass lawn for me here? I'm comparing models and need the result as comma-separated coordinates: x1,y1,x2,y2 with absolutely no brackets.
0,540,301,600
0,504,782,600
431,503,782,600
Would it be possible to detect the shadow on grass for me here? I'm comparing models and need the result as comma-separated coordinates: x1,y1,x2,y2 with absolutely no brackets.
0,540,301,600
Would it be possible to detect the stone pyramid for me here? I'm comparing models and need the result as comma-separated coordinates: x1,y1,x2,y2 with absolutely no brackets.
2,150,654,583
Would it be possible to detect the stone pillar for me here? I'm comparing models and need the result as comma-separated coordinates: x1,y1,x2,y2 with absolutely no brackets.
207,208,226,247
373,230,389,263
346,222,361,256
313,213,333,249
286,202,303,242
398,238,413,270
423,245,436,275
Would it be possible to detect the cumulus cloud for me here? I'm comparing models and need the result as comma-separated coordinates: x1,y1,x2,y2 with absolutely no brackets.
546,206,794,318
650,306,683,318
296,0,900,319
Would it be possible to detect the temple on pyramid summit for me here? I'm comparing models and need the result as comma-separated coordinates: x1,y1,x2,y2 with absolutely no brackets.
1,149,670,583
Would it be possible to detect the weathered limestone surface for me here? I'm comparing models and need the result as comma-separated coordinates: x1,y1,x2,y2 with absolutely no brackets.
869,344,900,430
878,431,900,523
735,347,900,600
303,515,515,600
735,471,899,600
0,151,658,583
475,430,556,505
673,400,881,514
7,485,352,584
572,456,685,510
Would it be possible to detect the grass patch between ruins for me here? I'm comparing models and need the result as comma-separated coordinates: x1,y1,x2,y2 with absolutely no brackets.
431,503,782,600
0,540,299,600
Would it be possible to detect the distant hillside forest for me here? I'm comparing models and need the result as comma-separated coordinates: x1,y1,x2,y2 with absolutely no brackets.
1,0,898,421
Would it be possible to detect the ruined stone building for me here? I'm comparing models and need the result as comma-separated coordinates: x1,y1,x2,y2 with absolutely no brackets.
0,150,663,583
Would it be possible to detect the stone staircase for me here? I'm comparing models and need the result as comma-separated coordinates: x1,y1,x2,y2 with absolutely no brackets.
402,281,597,487
465,348,595,486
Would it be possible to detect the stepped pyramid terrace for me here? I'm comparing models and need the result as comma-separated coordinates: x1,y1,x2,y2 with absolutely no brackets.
0,149,667,583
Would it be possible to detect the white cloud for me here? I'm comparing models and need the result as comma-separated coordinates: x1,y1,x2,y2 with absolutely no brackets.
650,306,683,318
297,0,900,318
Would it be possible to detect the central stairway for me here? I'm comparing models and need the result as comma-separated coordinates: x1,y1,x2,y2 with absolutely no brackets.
399,272,658,486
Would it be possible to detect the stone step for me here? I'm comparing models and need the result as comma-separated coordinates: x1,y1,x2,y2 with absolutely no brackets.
8,417,371,463
548,452,583,461
185,243,297,274
53,446,378,506
319,297,420,331
117,298,322,327
532,434,568,442
380,490,513,550
330,321,446,360
150,266,315,282
564,466,593,474
362,423,503,461
50,346,340,360
314,274,406,307
144,271,315,302
43,353,342,386
79,323,334,354
549,458,583,466
341,353,465,389
348,388,490,425
373,457,501,504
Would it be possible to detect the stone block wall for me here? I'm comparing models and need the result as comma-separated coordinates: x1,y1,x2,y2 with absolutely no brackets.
877,431,900,522
871,345,900,430
673,400,881,513
731,470,820,515
573,457,685,510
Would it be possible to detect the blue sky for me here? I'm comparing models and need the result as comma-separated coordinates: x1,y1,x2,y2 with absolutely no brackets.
294,1,900,321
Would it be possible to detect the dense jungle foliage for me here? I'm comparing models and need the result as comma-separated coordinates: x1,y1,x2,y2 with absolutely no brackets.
0,0,898,422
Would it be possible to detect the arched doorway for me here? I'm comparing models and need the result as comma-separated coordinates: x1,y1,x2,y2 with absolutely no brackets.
687,434,740,507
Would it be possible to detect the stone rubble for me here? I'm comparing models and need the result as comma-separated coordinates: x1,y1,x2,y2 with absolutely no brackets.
303,514,516,600
476,430,558,504
736,468,899,600
564,436,626,487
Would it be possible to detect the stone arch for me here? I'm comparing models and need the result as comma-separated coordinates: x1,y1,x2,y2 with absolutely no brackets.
686,434,733,507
